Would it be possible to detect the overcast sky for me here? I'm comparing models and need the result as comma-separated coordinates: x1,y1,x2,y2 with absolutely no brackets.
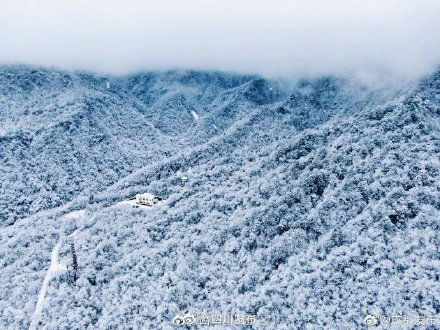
1,0,440,80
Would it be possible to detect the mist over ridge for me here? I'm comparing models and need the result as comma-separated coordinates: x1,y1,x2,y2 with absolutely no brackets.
1,0,440,81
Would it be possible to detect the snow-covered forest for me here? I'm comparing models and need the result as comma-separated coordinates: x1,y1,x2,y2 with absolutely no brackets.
1,65,440,328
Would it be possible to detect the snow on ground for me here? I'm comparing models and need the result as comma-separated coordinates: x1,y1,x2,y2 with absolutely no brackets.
190,110,199,120
115,199,155,210
62,210,85,220
29,238,67,330
29,209,85,329
2,66,440,329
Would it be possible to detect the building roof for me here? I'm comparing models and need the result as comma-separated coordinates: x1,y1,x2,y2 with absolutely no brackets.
136,193,156,199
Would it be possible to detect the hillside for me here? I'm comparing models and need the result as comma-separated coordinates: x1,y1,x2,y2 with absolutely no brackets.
1,66,439,328
0,67,282,226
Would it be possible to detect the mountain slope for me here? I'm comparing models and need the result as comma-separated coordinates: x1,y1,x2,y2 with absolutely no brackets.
1,66,439,328
0,67,283,226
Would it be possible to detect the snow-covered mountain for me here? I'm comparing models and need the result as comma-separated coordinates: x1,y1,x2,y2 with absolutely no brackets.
0,67,282,226
1,65,439,328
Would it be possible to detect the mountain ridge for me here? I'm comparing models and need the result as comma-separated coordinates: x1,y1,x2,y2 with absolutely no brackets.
1,65,439,328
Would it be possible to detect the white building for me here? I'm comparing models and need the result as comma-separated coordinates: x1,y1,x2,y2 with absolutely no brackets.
135,193,162,206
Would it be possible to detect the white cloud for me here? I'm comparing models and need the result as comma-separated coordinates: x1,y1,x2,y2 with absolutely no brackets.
0,0,439,80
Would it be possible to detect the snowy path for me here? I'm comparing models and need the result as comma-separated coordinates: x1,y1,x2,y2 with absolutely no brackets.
27,203,144,329
29,237,67,330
